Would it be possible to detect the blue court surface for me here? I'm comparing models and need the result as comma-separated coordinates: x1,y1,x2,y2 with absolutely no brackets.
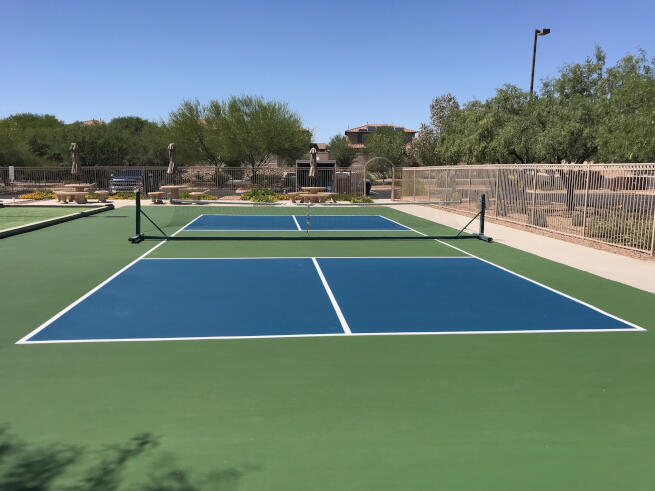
184,214,410,231
20,257,642,343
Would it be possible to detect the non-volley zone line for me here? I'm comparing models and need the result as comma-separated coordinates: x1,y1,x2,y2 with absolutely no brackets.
182,214,411,231
17,257,644,344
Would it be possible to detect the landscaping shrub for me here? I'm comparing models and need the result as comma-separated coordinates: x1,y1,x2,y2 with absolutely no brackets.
572,211,585,227
349,195,374,203
179,191,218,200
108,192,137,200
528,208,548,227
17,189,55,200
240,189,286,202
335,193,373,203
584,209,652,250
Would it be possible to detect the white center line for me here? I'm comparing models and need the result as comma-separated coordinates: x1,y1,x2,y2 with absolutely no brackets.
311,257,351,334
291,215,302,231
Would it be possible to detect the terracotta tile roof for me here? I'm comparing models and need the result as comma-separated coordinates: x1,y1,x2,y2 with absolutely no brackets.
80,119,106,125
345,123,417,133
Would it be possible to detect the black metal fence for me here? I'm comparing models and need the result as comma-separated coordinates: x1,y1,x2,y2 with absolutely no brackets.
0,165,365,198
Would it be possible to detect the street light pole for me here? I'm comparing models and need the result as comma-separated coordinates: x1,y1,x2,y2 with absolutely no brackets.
530,28,551,95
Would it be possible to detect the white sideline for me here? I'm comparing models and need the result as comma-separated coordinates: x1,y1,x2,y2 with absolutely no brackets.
17,208,646,344
385,212,646,332
394,204,655,294
312,257,351,334
16,215,198,344
20,327,639,344
180,214,410,232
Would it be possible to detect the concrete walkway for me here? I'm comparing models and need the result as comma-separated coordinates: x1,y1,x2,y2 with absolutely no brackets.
394,205,655,294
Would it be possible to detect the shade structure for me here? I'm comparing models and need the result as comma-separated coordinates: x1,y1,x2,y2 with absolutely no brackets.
309,147,317,178
69,142,79,176
167,143,176,175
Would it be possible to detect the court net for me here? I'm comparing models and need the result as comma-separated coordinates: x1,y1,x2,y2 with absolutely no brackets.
0,203,114,239
128,193,492,243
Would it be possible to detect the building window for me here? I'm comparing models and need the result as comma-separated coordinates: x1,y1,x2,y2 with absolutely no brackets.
357,133,367,144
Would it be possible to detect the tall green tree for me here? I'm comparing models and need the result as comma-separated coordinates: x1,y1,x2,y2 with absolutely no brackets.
0,113,169,166
487,85,548,164
408,124,439,165
437,99,493,164
424,47,655,165
364,126,410,178
207,96,311,176
409,94,459,165
167,99,224,165
107,117,168,165
0,113,65,166
536,47,607,164
327,134,358,167
596,50,655,162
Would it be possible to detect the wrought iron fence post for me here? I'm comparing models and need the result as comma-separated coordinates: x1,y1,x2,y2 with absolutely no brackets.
427,168,432,201
494,168,499,216
581,165,590,237
413,169,416,201
468,169,472,209
391,166,395,200
530,167,537,225
650,210,655,256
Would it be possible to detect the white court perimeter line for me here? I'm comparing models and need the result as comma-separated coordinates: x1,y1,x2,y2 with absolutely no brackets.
377,215,413,231
395,217,645,331
182,214,410,232
142,256,473,260
433,239,645,331
16,215,200,344
21,327,639,344
311,257,351,334
181,215,203,230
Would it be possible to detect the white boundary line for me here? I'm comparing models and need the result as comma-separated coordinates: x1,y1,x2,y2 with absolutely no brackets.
433,239,646,331
18,236,645,344
393,219,645,331
16,215,200,345
378,215,415,231
142,256,472,260
181,214,411,232
182,215,203,230
20,327,639,344
311,257,351,334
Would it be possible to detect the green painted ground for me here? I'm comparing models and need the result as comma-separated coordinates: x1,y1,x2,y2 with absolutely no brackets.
0,205,94,231
1,204,654,490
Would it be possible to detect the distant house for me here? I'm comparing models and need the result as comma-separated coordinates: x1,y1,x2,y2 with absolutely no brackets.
268,143,330,167
345,124,417,148
302,142,330,161
80,119,106,125
344,124,417,166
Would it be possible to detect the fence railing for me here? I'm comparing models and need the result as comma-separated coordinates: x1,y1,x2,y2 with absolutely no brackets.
397,164,655,255
0,165,365,197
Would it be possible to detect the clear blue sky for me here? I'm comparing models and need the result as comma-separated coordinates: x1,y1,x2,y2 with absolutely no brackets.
3,0,654,142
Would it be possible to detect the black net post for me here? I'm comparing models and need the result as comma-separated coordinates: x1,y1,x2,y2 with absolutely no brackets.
128,190,145,243
136,190,141,236
480,194,486,236
476,194,492,242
